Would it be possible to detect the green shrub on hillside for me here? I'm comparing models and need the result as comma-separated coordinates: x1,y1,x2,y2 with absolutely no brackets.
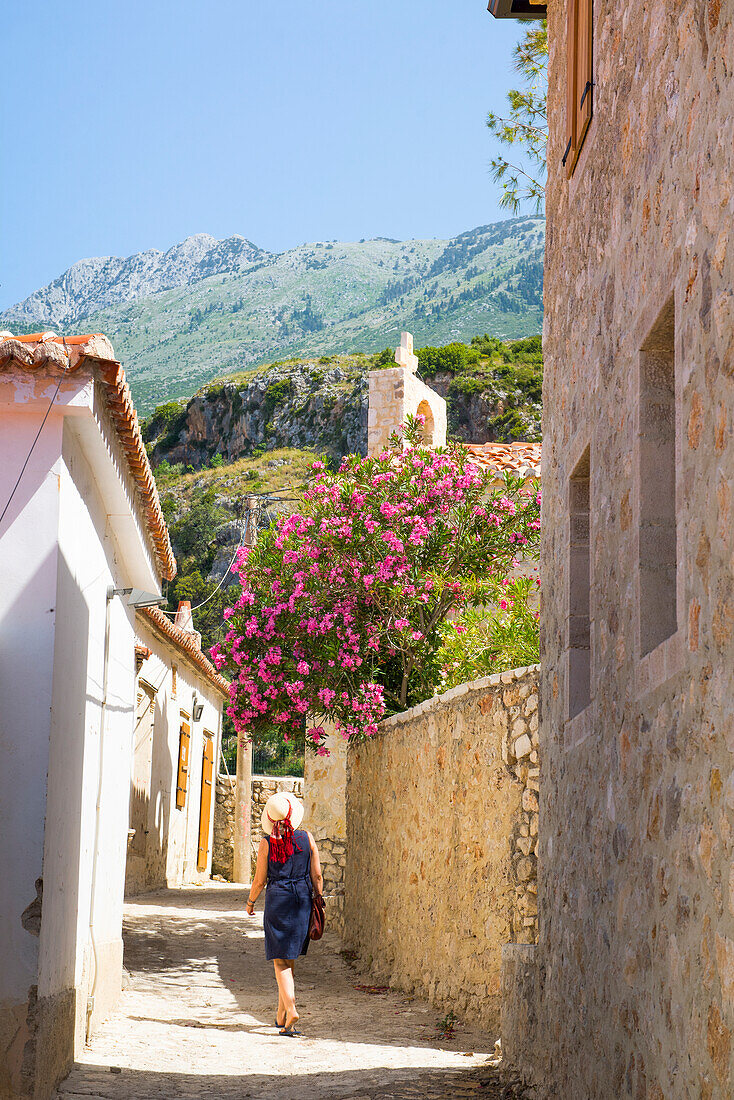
143,401,187,448
262,378,293,422
416,342,481,376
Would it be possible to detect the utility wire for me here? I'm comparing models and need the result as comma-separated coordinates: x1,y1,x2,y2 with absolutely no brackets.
159,500,259,618
0,340,68,529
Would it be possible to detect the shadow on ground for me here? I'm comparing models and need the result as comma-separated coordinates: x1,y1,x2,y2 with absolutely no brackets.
57,1062,515,1099
122,885,486,1052
56,886,524,1100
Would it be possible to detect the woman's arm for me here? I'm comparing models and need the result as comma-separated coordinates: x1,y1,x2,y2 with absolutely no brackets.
246,839,269,914
308,831,324,896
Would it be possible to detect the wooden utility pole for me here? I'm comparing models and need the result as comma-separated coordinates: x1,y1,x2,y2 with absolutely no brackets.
233,496,257,884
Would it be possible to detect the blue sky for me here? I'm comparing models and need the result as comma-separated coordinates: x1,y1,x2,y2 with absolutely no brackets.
1,1,523,311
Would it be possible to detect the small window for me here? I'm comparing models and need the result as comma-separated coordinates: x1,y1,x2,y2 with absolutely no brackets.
564,0,593,176
568,448,591,718
639,297,677,656
176,716,191,810
171,664,177,699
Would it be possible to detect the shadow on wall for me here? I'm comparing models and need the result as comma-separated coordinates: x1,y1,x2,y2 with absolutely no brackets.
0,550,91,1099
125,685,175,893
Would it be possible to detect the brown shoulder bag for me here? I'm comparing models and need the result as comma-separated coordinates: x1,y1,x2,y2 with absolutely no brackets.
309,893,326,940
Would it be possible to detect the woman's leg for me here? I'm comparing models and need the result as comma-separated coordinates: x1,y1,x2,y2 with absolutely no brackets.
273,959,299,1029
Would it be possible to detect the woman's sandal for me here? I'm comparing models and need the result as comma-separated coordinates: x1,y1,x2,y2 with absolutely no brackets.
280,1014,301,1036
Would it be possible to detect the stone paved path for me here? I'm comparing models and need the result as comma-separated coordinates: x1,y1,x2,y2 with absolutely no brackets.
54,884,522,1099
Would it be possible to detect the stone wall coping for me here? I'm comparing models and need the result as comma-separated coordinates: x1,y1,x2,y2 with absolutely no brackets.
251,773,303,782
501,943,538,962
372,665,541,734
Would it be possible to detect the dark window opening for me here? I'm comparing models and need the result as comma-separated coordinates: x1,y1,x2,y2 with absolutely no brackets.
639,297,677,656
568,448,591,718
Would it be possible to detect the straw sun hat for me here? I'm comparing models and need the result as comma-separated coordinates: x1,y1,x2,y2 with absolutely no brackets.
261,792,304,836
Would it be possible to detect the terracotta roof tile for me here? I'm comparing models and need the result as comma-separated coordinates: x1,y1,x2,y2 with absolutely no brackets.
140,606,230,698
464,441,541,478
0,330,176,582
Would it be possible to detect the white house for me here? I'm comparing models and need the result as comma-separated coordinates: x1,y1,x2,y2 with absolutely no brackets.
127,601,229,895
0,331,177,1099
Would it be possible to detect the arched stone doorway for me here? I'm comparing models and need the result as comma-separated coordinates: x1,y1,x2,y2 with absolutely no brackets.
416,399,435,445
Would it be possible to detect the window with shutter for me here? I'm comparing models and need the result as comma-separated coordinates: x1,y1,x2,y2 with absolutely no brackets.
175,717,191,810
563,0,593,176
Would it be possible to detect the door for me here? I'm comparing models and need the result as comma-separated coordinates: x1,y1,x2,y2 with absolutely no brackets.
176,717,191,809
197,734,214,871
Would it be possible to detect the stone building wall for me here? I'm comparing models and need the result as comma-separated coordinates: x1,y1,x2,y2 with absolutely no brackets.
211,774,304,882
527,3,734,1098
212,774,236,880
344,666,540,1030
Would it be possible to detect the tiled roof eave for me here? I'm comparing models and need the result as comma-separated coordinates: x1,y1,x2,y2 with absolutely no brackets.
0,333,176,582
139,606,230,699
464,441,542,479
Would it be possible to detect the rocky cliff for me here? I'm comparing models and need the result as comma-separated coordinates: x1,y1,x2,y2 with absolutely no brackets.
146,360,368,468
144,339,542,470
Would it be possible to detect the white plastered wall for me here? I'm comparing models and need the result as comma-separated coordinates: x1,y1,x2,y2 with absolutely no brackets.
130,620,223,893
0,366,163,1092
0,405,64,1034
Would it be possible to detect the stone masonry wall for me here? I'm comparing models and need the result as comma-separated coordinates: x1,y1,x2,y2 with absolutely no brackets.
530,3,734,1098
303,731,347,938
212,774,236,880
368,365,447,456
345,666,540,1030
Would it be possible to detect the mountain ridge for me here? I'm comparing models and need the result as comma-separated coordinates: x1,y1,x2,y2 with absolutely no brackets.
1,217,544,414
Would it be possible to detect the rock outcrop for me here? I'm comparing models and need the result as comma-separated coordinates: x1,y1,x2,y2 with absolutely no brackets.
146,362,369,468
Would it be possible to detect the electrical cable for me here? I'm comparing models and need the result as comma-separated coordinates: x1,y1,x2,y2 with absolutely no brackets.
158,480,305,621
159,506,253,618
0,342,68,528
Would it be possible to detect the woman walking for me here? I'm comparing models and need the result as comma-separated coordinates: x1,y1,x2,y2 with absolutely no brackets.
245,792,323,1036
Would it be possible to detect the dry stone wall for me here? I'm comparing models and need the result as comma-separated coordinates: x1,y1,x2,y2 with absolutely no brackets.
212,774,236,880
345,666,540,1030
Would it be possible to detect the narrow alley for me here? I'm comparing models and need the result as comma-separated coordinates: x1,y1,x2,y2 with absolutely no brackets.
55,885,516,1100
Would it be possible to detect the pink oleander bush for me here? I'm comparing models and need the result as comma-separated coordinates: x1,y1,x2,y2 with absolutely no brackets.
211,417,540,750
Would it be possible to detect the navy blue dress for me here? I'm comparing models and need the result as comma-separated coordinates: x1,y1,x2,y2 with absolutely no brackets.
263,829,312,961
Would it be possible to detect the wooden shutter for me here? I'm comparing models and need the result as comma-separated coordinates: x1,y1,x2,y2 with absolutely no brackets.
564,0,593,176
197,735,214,870
176,718,191,809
